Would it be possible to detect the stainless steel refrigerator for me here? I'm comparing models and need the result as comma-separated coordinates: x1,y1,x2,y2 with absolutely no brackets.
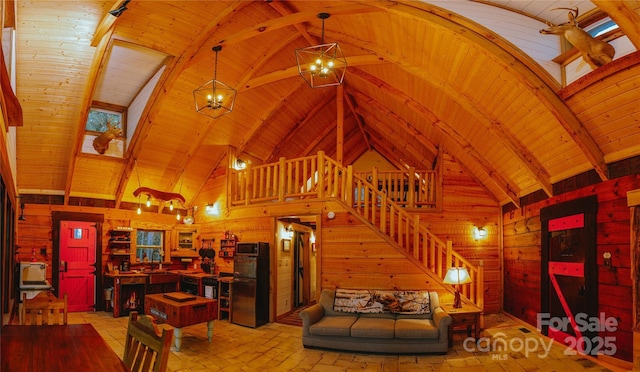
231,242,269,328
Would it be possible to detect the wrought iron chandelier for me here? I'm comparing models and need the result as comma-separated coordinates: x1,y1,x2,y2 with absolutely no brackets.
295,13,347,88
193,45,237,118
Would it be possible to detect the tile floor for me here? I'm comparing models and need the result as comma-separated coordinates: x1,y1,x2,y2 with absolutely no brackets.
64,310,629,372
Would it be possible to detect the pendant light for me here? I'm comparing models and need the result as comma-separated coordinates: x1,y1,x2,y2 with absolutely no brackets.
193,45,237,118
295,13,347,88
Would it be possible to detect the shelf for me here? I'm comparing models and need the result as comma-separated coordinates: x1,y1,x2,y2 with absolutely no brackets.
171,250,199,258
109,229,132,256
219,238,236,258
218,280,232,321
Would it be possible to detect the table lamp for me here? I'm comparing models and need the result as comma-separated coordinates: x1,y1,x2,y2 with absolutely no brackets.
443,267,472,308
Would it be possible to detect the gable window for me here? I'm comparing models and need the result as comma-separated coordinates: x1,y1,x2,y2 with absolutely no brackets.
82,104,127,158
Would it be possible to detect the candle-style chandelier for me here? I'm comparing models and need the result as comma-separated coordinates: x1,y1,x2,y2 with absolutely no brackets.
193,45,237,118
295,12,347,88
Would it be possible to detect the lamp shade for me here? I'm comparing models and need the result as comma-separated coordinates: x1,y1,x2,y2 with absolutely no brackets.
442,267,472,285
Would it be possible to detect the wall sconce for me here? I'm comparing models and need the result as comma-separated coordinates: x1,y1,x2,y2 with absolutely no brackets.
235,159,247,170
327,211,335,220
473,226,487,240
285,225,294,238
205,202,220,216
603,252,612,269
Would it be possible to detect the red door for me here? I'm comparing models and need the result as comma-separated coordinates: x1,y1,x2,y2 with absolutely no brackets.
59,221,97,312
541,196,597,355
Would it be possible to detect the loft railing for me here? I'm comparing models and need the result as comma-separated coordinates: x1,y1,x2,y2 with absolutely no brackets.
227,151,483,308
353,168,438,209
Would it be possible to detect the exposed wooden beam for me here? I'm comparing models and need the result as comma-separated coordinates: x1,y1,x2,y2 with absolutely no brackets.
348,68,554,197
265,92,335,163
267,0,317,46
355,107,433,171
349,88,520,206
236,80,307,159
302,118,336,156
344,91,371,151
91,0,128,47
0,44,22,128
336,85,344,165
3,0,16,28
242,54,384,91
189,151,227,210
384,0,608,181
64,29,114,205
112,2,249,207
593,0,640,50
236,32,300,90
215,4,382,47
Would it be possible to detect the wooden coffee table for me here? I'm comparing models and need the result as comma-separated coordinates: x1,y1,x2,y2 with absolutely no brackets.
144,292,218,351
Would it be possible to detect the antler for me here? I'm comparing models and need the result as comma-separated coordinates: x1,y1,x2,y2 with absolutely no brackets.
551,7,579,20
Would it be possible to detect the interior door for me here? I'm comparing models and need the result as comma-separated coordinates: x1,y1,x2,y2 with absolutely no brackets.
293,232,308,308
541,196,597,354
59,221,97,312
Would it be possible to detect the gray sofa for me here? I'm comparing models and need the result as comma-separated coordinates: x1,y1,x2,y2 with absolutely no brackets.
299,288,451,354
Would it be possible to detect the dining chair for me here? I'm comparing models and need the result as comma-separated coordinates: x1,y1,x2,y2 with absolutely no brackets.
123,311,173,372
21,292,68,325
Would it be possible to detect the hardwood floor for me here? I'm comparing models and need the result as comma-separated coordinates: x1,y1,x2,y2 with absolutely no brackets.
5,308,626,371
275,306,306,327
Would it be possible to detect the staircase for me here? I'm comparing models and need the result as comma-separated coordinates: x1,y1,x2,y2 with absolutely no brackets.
228,151,484,309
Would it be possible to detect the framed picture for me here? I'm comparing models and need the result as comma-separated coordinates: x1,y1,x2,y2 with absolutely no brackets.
282,239,291,252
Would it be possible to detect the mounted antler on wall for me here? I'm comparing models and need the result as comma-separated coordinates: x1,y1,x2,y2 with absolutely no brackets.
539,7,615,70
93,120,123,154
133,187,186,204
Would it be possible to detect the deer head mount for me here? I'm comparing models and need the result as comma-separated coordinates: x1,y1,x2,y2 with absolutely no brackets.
539,7,615,69
92,120,123,155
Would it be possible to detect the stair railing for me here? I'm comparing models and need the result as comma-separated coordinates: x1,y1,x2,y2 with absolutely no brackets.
227,151,483,308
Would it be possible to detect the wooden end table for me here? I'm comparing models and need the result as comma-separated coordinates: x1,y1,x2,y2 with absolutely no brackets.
145,292,218,351
442,303,482,347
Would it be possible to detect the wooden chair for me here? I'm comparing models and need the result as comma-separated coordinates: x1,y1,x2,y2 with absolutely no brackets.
123,311,173,372
21,292,68,325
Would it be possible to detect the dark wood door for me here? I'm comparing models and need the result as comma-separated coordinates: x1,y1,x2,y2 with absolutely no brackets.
541,196,597,354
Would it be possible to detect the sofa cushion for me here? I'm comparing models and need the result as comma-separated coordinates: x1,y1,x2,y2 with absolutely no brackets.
395,318,439,339
333,288,387,313
319,289,357,316
350,317,395,338
309,315,358,337
359,312,396,319
333,288,431,315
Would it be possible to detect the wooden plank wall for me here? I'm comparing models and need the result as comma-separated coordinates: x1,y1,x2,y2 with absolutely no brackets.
419,155,502,313
15,204,187,282
503,174,640,363
321,210,444,292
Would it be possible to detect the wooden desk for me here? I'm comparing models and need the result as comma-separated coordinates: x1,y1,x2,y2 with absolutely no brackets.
1,324,128,371
145,292,217,351
442,303,483,347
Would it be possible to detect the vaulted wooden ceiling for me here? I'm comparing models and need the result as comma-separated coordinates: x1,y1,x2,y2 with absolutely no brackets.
8,0,640,209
